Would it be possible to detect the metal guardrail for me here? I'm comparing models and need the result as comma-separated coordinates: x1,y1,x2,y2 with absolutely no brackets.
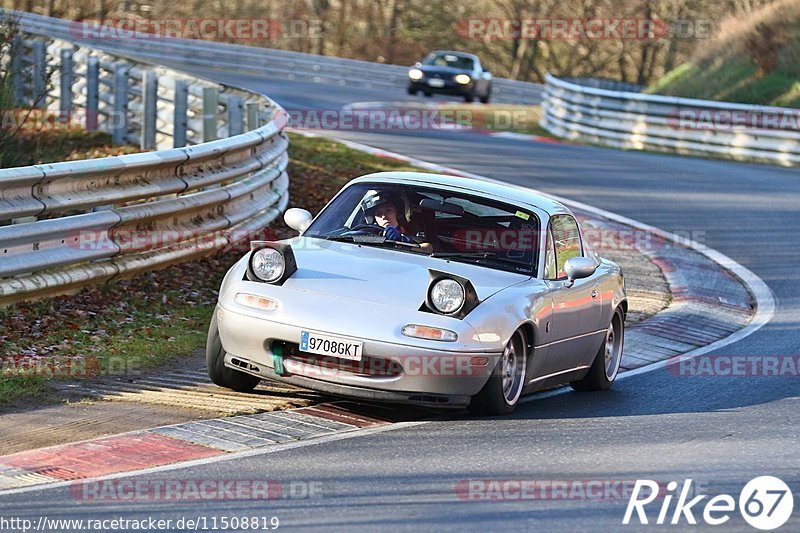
540,74,800,167
0,31,290,304
15,11,544,105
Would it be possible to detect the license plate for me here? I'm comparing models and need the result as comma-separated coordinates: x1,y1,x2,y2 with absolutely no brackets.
300,331,363,361
428,78,445,87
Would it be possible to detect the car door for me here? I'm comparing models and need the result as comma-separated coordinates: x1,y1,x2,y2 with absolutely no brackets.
543,215,604,372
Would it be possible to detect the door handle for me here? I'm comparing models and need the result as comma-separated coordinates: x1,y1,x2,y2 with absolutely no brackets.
591,290,598,299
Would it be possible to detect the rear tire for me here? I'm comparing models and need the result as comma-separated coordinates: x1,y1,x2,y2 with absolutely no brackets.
423,91,433,98
206,310,261,392
468,330,527,416
570,308,624,391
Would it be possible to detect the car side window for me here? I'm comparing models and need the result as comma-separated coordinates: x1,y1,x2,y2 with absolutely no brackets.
544,228,557,280
549,215,582,280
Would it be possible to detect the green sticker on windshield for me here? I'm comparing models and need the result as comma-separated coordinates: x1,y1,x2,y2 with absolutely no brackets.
515,211,530,220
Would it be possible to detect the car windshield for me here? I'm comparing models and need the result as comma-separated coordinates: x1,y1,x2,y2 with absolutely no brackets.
303,182,539,276
423,53,474,70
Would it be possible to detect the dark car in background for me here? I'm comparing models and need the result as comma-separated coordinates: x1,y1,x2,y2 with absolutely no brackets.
407,51,493,103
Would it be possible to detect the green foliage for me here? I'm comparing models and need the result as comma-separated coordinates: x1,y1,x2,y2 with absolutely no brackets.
0,12,22,167
649,0,800,107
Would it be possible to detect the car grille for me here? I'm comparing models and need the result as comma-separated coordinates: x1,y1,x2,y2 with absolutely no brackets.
274,341,403,378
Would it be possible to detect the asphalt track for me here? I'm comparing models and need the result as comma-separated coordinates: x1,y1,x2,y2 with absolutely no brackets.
1,59,799,531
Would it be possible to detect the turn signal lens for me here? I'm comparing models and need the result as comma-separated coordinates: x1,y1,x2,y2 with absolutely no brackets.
402,324,458,342
235,293,278,311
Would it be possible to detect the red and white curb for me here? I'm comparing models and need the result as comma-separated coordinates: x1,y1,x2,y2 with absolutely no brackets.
0,402,421,493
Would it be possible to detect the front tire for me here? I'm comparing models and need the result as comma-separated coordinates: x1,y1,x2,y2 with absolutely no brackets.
468,330,527,416
570,308,624,391
407,87,418,96
479,86,491,104
206,310,261,392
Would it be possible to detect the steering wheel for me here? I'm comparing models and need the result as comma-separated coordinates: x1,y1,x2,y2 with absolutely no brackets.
341,224,421,248
393,240,421,249
341,224,385,235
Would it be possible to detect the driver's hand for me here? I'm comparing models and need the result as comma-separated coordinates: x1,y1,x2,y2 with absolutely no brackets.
384,226,403,241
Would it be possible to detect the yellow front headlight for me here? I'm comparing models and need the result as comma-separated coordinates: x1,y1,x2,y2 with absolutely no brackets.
454,74,471,85
408,68,424,80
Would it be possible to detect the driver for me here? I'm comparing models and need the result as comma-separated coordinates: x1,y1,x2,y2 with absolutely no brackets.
361,191,415,243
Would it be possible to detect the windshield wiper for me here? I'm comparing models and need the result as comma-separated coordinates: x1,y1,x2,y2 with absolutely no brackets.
325,234,392,245
431,251,534,270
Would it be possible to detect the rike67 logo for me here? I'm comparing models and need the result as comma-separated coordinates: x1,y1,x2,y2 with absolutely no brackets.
624,477,794,530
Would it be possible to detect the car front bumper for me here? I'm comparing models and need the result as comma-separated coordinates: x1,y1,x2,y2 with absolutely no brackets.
408,80,474,96
216,298,501,407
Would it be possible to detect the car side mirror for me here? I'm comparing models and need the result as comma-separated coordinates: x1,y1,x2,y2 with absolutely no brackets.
284,208,313,233
564,256,597,288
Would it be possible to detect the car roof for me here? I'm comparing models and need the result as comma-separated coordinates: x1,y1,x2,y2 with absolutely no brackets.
349,172,571,216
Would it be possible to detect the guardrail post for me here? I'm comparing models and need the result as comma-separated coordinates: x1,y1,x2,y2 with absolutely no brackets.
202,87,218,142
85,56,99,131
112,63,128,144
245,102,260,130
59,48,74,121
173,79,188,147
228,96,244,136
10,35,23,107
141,70,157,150
32,40,47,109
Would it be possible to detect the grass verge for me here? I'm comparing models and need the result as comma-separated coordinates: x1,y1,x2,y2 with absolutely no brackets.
0,132,418,409
645,0,800,108
1,128,140,168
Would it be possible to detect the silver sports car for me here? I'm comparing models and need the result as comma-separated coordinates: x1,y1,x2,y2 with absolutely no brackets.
207,172,627,415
